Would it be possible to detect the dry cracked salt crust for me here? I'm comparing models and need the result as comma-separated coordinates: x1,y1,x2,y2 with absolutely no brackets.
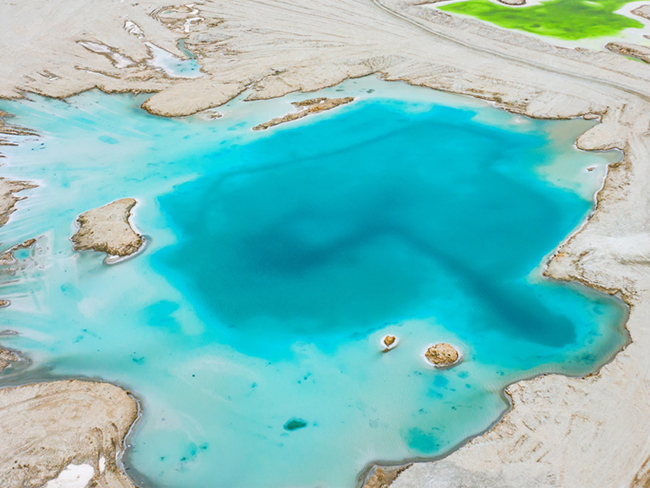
3,0,650,486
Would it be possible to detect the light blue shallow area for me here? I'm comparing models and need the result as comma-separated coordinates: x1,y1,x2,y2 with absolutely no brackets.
0,78,627,488
147,42,203,78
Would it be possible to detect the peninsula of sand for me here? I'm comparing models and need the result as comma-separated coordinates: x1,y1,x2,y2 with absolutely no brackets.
2,0,650,486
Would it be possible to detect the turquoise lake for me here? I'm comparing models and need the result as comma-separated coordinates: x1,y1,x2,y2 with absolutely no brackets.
0,78,628,488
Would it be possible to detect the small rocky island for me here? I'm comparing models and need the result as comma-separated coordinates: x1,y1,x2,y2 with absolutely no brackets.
71,198,144,257
425,343,461,368
253,97,354,131
605,42,650,64
382,334,398,352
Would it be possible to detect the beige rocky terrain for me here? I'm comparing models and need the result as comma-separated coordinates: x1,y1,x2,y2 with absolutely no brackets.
424,343,461,367
3,0,650,486
0,238,36,266
0,351,138,488
71,198,144,257
364,465,412,488
0,379,138,488
0,348,19,370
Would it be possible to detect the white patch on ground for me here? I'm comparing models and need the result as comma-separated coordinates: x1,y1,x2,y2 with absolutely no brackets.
45,464,94,488
78,41,135,68
99,456,106,474
124,20,144,38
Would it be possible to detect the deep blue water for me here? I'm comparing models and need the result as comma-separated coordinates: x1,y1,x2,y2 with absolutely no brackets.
0,78,627,488
155,103,591,356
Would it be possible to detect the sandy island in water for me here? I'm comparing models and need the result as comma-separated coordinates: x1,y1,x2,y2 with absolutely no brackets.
3,0,650,486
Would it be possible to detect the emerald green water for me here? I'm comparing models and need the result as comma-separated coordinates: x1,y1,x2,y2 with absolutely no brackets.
440,0,643,40
0,78,627,487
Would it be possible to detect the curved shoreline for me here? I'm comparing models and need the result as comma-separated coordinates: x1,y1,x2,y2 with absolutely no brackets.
2,0,650,485
359,286,633,487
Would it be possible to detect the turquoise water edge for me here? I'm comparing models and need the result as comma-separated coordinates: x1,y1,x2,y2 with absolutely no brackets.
0,78,628,488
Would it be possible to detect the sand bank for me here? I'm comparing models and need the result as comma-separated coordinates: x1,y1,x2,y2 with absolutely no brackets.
3,0,650,486
606,41,650,63
253,97,355,130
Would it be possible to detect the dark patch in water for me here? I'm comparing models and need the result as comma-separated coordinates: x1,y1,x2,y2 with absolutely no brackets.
405,427,440,453
284,418,308,431
98,135,119,144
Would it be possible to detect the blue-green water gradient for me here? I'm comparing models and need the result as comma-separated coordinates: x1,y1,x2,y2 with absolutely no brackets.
0,78,627,488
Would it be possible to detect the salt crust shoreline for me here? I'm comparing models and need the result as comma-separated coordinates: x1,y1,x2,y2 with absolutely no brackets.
3,0,650,486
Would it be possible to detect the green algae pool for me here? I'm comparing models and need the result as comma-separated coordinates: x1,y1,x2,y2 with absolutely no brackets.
440,0,644,40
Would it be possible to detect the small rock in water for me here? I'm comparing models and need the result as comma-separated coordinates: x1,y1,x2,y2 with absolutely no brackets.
283,418,308,431
381,334,398,352
425,343,460,368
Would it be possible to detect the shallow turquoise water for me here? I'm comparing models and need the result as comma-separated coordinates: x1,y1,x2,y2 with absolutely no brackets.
0,79,627,488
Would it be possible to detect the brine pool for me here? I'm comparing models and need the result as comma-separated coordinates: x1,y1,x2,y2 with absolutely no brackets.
0,78,628,488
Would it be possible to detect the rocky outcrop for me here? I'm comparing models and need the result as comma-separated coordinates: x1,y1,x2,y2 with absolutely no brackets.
252,97,354,130
71,198,144,257
363,465,411,488
632,4,650,21
606,42,650,64
3,0,650,485
0,380,138,488
424,343,460,367
0,348,19,371
0,178,36,229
